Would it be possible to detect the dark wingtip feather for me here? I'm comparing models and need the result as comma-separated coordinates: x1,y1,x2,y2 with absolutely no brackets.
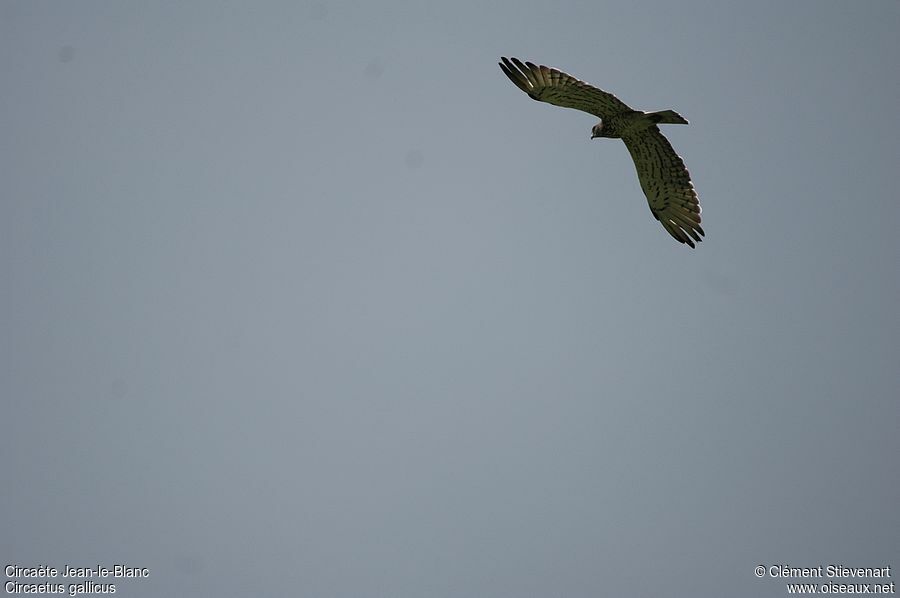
499,59,533,96
509,57,529,73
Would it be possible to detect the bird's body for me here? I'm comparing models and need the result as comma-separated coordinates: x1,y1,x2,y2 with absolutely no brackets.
499,57,704,248
591,110,688,139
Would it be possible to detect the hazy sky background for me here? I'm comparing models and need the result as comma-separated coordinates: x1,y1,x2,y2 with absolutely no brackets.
2,1,898,596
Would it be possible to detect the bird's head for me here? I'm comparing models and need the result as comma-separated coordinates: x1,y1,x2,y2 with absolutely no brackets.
591,122,604,139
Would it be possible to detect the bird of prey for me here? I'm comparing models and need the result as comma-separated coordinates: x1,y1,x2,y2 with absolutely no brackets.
499,57,704,248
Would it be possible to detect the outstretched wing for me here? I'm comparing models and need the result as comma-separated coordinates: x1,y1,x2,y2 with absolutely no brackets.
621,127,704,248
499,57,632,119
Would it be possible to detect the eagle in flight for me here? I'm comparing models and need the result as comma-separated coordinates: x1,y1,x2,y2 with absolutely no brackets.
499,57,704,248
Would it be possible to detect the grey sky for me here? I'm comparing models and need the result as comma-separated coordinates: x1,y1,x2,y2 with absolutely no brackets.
2,1,898,597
